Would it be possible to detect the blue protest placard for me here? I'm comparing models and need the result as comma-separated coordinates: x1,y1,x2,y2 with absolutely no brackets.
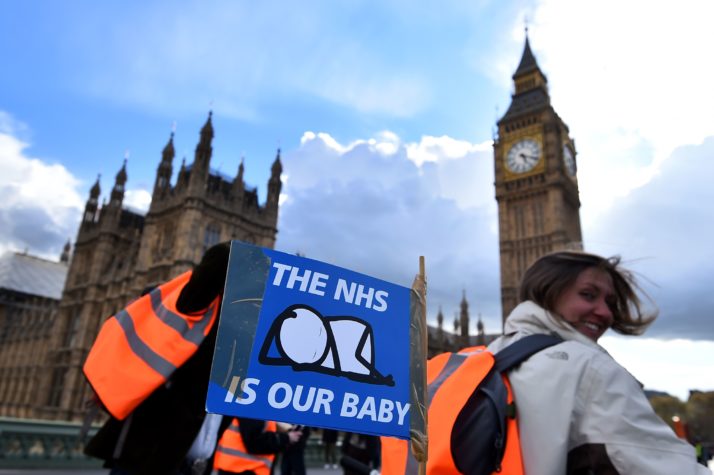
207,240,412,439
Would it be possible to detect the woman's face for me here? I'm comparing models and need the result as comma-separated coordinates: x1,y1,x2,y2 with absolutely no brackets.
553,267,615,342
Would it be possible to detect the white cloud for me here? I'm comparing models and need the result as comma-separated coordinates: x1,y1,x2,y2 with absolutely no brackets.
533,0,714,158
405,136,496,211
277,129,714,401
485,0,714,222
0,115,152,257
601,336,714,401
405,136,491,167
280,130,714,342
278,130,714,341
0,111,29,137
277,130,501,331
123,188,152,214
0,114,84,259
370,131,401,156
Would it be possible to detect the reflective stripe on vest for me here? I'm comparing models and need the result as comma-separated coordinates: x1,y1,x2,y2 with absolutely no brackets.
213,419,276,475
83,271,219,420
381,347,525,475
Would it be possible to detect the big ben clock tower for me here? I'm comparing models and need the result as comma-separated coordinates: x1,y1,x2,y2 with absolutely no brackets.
494,34,583,323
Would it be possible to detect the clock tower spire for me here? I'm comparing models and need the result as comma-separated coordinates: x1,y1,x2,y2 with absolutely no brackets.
494,34,583,324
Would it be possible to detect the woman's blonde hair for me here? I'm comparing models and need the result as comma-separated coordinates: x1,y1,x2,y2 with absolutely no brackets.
518,251,657,335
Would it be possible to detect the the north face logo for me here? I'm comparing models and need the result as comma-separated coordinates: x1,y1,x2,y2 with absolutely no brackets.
546,351,569,361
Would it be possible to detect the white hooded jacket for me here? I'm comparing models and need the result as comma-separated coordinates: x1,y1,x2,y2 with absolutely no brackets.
487,301,710,475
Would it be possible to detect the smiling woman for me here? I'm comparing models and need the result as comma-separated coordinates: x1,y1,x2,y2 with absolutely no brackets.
476,251,707,474
518,252,656,339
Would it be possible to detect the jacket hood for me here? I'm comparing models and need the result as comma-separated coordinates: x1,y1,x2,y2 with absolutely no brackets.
505,301,609,354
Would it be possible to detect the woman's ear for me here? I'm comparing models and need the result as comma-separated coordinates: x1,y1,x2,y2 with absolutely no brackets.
176,242,230,314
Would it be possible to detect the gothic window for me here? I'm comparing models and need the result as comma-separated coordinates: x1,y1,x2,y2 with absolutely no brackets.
203,224,221,253
73,254,91,285
162,227,174,255
154,226,175,260
517,251,526,282
152,229,162,258
103,255,115,274
47,367,67,408
0,304,13,342
533,201,545,234
514,205,526,238
62,313,80,348
189,221,199,249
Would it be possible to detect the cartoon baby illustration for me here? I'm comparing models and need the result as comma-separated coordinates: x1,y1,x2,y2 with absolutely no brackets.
258,304,394,386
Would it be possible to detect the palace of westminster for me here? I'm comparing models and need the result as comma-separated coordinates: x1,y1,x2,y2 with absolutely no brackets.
0,37,583,420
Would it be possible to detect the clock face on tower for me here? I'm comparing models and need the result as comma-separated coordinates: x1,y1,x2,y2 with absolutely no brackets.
505,138,541,174
562,143,576,176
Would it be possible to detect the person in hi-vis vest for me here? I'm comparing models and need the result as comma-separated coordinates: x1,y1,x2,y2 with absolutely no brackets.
381,251,709,475
84,243,233,475
213,418,303,475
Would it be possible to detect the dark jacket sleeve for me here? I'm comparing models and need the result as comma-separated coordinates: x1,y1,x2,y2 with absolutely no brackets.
238,418,290,455
84,242,231,475
84,324,219,475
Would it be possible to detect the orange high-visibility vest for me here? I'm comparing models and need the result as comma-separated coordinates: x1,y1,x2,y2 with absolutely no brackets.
381,347,524,475
214,419,276,475
83,271,219,420
673,417,689,440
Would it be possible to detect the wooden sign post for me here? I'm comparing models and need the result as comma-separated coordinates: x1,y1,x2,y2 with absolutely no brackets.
409,256,428,474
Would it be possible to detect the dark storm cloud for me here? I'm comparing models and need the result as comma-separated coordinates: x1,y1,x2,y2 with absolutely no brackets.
279,132,714,341
17,206,79,254
0,205,79,258
588,136,714,340
276,132,502,332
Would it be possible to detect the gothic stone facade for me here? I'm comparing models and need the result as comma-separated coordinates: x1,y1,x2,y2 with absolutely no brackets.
427,293,498,357
37,112,282,420
494,37,583,323
0,250,69,418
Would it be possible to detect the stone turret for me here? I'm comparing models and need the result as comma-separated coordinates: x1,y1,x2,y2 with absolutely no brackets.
266,148,282,213
153,132,175,199
176,158,188,190
109,159,127,208
83,175,101,224
232,157,245,203
188,112,214,195
512,32,549,96
476,313,485,345
460,290,470,341
60,240,71,264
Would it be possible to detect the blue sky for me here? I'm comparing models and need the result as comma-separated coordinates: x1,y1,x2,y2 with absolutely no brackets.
2,0,714,399
1,1,510,189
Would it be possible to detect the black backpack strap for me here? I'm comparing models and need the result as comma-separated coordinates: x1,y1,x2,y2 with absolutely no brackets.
494,333,563,372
